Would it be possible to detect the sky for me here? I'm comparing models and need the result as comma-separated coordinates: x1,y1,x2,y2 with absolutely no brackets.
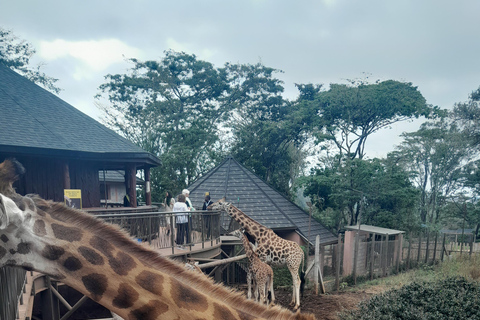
1,0,479,158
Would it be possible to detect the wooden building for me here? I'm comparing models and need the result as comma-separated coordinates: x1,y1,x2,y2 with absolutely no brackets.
0,63,160,208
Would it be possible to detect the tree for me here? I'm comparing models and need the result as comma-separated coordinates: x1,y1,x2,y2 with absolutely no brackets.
97,50,228,198
227,66,311,197
453,86,480,147
393,120,470,225
97,51,296,199
302,79,436,160
300,156,419,232
0,27,60,94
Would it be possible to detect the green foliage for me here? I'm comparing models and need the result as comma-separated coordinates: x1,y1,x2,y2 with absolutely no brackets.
0,27,60,94
341,277,480,320
273,266,294,287
394,120,471,225
98,51,306,199
301,157,419,231
299,79,436,160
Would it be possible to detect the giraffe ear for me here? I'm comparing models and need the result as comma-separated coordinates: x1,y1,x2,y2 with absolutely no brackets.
0,195,9,230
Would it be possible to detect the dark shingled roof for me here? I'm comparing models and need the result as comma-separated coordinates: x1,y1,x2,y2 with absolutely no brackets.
188,156,338,245
0,63,160,167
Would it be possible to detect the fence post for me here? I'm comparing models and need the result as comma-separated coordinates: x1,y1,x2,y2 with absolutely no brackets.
314,235,320,294
407,232,412,270
469,234,474,257
440,233,446,261
432,232,438,263
335,233,341,293
396,233,402,273
170,214,175,255
424,232,430,264
417,233,422,263
383,234,389,276
353,228,359,285
370,233,376,280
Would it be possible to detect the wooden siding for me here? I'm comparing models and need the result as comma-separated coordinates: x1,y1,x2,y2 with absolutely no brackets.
3,155,101,208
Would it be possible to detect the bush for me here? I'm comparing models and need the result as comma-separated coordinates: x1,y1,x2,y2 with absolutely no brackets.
340,277,480,320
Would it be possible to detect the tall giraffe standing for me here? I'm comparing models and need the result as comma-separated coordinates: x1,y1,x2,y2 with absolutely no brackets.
238,230,275,305
213,199,304,310
0,159,315,320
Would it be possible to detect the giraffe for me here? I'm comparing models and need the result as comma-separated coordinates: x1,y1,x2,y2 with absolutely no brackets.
0,159,316,320
237,229,275,306
213,198,305,310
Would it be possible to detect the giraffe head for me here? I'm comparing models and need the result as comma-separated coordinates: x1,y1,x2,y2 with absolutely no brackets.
0,191,43,272
0,158,25,196
211,197,230,212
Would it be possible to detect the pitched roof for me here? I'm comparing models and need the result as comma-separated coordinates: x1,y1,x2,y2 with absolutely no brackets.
188,156,338,245
0,64,160,167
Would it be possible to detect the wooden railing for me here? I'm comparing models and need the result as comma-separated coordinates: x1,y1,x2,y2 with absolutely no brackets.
95,210,223,254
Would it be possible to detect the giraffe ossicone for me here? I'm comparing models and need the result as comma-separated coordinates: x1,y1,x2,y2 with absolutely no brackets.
213,198,305,310
0,159,315,320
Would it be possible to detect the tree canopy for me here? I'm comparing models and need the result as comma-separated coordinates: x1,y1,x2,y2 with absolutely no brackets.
0,27,60,94
300,79,436,160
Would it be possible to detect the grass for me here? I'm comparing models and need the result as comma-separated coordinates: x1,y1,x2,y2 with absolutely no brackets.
340,254,480,294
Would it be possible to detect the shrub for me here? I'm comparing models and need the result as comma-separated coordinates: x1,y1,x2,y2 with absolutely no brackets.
340,277,480,320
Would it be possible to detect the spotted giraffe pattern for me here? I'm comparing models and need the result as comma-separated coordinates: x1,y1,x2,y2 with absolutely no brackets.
213,199,305,310
0,159,315,320
238,231,275,305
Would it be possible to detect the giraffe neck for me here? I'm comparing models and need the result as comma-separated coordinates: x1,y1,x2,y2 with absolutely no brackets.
228,205,270,243
0,194,314,320
241,234,255,262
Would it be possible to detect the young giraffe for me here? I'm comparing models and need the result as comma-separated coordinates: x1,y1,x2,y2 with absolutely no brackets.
237,230,275,306
0,159,315,320
213,198,305,310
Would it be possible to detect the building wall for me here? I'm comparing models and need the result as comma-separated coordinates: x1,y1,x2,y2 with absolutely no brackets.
4,155,101,208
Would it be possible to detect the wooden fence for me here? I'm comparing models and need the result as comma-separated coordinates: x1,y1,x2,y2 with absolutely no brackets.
307,231,479,292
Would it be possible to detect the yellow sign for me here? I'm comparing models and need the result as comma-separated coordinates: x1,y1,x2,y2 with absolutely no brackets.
64,189,82,209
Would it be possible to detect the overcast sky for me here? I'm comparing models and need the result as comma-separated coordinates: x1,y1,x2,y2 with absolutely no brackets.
1,0,479,158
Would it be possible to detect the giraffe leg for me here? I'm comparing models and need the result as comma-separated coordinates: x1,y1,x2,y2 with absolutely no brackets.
247,271,253,300
269,274,275,305
288,266,301,310
260,281,266,305
254,280,260,302
293,273,301,310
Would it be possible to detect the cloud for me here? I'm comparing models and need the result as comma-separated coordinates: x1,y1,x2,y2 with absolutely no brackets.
165,37,218,62
38,38,142,80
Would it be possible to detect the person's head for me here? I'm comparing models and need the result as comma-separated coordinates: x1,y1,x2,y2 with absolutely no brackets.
166,191,172,198
182,189,190,197
177,194,186,203
205,195,211,202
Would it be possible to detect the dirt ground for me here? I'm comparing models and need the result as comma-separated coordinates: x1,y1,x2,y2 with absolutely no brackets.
272,287,379,320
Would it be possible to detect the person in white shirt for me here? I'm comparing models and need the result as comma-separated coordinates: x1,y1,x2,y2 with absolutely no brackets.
182,189,193,210
173,194,189,249
182,189,193,244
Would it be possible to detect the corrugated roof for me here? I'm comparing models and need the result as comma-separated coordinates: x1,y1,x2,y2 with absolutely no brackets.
0,63,160,166
345,224,405,235
187,156,338,245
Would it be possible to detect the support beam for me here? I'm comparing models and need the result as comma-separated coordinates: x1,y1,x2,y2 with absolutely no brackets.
197,254,246,269
125,164,137,208
145,167,151,206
